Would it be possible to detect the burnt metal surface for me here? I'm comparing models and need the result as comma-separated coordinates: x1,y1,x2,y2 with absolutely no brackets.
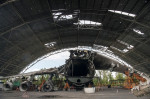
64,50,95,86
65,50,95,77
0,0,150,76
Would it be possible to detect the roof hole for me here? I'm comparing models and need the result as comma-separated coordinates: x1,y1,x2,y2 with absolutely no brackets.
74,20,102,26
133,29,144,35
44,42,56,48
108,10,136,17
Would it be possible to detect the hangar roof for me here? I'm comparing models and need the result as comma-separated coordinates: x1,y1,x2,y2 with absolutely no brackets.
0,0,150,76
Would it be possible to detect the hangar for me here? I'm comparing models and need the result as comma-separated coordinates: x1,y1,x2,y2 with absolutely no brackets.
0,0,150,77
0,0,150,98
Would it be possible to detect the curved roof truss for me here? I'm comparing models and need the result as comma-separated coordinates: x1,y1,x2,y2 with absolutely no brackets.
0,0,150,76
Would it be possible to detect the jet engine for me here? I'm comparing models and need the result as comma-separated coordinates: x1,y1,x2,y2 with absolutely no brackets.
3,81,13,91
19,75,34,91
19,81,32,91
3,78,16,91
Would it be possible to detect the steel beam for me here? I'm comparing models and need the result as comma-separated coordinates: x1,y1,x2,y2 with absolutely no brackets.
47,0,64,48
0,52,20,73
11,4,48,52
110,1,150,47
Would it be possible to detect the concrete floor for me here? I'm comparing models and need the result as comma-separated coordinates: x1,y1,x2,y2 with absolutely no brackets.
0,87,150,99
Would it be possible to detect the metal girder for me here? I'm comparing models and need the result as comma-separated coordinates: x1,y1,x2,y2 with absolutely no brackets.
0,53,38,75
1,37,25,52
0,52,35,70
98,0,104,22
0,37,39,66
0,0,19,7
132,61,149,67
0,0,150,76
101,0,120,30
7,62,29,75
111,46,150,67
0,37,37,62
93,28,119,44
106,0,138,31
93,0,122,45
107,1,150,66
110,1,150,47
126,49,150,62
0,58,21,68
0,3,54,74
120,17,150,29
76,18,79,47
76,0,81,47
86,0,97,46
0,16,51,37
10,57,38,75
29,26,122,38
0,37,37,73
47,0,64,48
108,48,139,65
11,4,48,52
0,52,21,73
93,31,101,44
0,46,18,57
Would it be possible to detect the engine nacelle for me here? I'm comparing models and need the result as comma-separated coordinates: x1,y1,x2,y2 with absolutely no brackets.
3,78,16,91
19,75,34,91
19,81,31,91
3,82,13,91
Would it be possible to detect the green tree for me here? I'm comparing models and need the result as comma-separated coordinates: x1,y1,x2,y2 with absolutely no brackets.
102,71,109,85
108,72,114,81
115,73,125,80
108,72,114,84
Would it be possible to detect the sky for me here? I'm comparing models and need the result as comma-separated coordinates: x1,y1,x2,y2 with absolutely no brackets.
24,51,70,73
